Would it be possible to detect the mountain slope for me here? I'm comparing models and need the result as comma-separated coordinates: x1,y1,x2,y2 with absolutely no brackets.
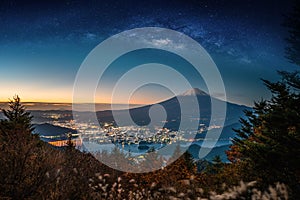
96,88,250,134
33,123,78,142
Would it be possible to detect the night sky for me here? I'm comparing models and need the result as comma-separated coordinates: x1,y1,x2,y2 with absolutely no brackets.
0,0,298,105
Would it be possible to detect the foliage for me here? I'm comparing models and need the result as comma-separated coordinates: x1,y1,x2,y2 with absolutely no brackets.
226,72,300,198
0,97,61,199
0,97,113,199
1,95,33,132
225,2,300,197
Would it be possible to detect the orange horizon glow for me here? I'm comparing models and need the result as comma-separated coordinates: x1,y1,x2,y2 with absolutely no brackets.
0,99,148,104
0,93,147,104
0,89,173,104
0,97,157,105
0,81,179,105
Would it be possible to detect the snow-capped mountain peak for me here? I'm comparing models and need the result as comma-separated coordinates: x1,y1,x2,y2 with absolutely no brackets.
180,88,208,96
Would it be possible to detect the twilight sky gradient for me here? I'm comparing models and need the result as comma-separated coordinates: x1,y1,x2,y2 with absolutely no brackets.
0,0,298,105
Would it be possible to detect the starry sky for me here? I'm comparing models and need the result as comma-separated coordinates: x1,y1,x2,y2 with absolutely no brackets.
0,0,298,106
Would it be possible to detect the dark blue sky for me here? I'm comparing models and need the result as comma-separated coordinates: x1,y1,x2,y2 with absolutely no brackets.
0,0,298,105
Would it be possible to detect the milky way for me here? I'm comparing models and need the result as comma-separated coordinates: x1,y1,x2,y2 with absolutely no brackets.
0,0,298,105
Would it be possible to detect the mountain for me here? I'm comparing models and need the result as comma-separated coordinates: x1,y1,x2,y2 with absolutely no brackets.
33,123,77,136
181,88,209,96
96,88,250,136
33,123,78,142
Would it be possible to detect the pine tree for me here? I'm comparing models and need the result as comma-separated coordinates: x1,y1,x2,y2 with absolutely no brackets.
226,75,300,196
183,150,195,171
66,132,75,150
1,95,33,132
204,155,223,175
0,96,61,199
140,147,164,172
226,3,300,198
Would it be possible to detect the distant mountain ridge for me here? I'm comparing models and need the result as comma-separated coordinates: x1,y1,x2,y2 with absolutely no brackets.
33,123,77,137
32,123,78,142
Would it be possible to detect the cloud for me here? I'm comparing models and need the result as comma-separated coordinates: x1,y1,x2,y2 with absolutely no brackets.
152,38,172,46
238,57,252,64
84,33,97,40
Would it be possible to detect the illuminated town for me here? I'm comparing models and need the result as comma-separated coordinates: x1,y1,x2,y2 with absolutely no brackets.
35,111,227,152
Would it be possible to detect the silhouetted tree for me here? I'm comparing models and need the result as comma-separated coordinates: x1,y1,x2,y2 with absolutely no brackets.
225,3,300,198
206,155,223,175
66,132,75,150
1,95,33,132
227,74,300,198
139,147,164,172
0,96,61,199
283,1,300,66
194,3,300,196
